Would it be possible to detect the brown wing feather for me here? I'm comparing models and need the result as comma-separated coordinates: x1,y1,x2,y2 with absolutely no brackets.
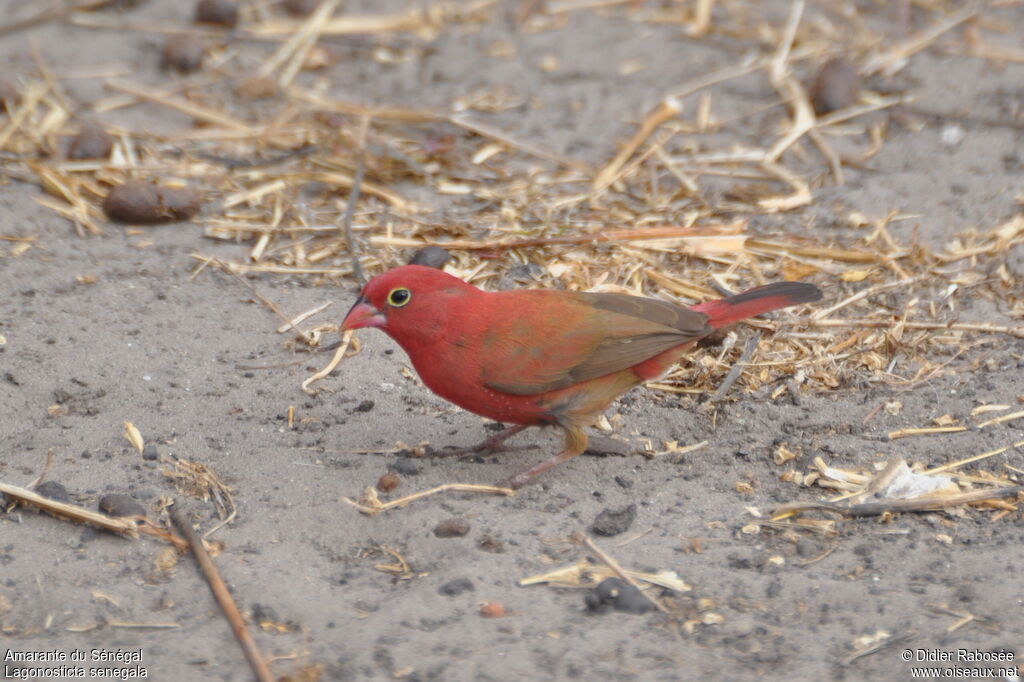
578,292,709,335
481,291,710,396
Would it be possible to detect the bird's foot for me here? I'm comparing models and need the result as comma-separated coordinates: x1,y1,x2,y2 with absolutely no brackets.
438,444,536,459
503,450,577,489
436,424,533,458
503,425,588,489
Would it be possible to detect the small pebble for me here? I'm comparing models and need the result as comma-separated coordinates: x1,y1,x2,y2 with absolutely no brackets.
433,518,470,538
594,577,623,601
390,456,420,476
161,35,206,73
35,481,69,502
103,181,200,224
438,577,474,597
142,443,159,461
477,535,505,553
98,494,146,518
0,79,19,110
354,400,375,413
376,472,400,493
195,0,239,26
235,75,277,100
584,577,653,615
300,45,339,71
284,0,322,16
940,124,965,147
809,57,860,115
591,503,637,537
67,122,113,160
408,246,450,269
503,263,544,286
584,578,619,614
613,583,654,614
479,602,507,618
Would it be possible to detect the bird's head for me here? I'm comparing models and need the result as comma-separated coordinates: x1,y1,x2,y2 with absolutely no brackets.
341,265,474,344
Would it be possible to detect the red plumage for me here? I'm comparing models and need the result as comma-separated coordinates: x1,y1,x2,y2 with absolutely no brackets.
342,265,822,487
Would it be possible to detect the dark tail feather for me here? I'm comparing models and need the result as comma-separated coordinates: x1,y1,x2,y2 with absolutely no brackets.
690,282,823,329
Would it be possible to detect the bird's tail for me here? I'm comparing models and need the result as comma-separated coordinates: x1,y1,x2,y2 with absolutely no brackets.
691,282,823,329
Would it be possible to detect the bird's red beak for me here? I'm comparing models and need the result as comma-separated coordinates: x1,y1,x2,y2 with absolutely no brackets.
341,297,386,331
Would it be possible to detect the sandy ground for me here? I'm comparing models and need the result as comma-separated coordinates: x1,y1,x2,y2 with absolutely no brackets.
2,1,1024,681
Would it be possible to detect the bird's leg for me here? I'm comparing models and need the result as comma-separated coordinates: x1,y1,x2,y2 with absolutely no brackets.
435,424,532,458
505,424,588,489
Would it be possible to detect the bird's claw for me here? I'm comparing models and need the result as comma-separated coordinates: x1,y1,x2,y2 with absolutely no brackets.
437,443,535,458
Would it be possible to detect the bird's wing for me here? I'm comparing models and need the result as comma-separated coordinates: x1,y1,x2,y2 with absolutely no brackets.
480,291,710,396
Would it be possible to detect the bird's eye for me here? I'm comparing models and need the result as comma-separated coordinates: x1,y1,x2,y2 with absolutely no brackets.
387,287,411,307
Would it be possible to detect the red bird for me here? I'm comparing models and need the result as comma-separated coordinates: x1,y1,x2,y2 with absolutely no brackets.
342,263,821,488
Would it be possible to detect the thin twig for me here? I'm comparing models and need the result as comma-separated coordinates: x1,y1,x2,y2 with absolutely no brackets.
369,221,746,252
171,506,274,682
258,0,343,80
291,89,590,171
977,410,1024,429
212,259,313,344
769,0,804,83
862,2,983,76
302,329,352,394
809,128,843,184
107,81,252,132
812,278,917,319
342,483,514,515
449,114,591,173
888,426,967,440
0,481,138,538
0,0,118,38
342,116,369,287
843,632,917,665
28,448,56,489
592,98,682,191
710,336,759,401
925,440,1024,476
246,8,428,37
807,318,1024,338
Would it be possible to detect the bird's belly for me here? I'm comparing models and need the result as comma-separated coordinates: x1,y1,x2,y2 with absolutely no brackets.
431,368,643,428
429,379,550,425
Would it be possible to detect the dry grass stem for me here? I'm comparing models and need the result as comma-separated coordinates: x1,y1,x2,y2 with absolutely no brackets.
343,483,515,515
862,3,984,76
302,329,352,394
0,482,138,538
519,559,689,592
